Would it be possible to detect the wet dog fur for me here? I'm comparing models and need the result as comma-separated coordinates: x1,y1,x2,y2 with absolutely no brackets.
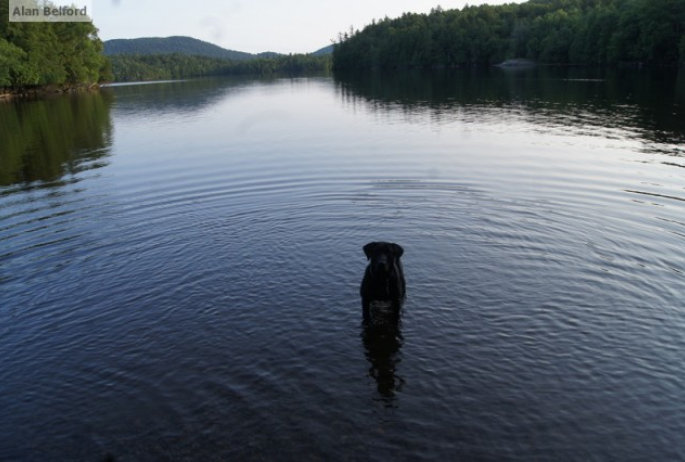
360,242,406,320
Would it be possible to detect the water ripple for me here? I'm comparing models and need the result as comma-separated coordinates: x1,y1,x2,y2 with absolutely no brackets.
2,74,685,461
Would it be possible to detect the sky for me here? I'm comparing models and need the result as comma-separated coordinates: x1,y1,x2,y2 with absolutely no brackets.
92,0,527,55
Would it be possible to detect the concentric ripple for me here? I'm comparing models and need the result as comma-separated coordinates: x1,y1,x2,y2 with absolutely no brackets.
1,71,684,461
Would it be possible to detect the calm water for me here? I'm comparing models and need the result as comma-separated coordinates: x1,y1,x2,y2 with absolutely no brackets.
1,68,684,461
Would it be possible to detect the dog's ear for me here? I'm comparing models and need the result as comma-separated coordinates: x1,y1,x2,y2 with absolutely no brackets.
391,243,404,258
363,242,377,260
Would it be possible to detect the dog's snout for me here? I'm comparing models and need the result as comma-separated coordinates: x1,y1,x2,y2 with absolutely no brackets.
374,255,390,273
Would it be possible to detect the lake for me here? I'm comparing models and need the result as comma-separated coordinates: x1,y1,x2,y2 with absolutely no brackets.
1,68,684,461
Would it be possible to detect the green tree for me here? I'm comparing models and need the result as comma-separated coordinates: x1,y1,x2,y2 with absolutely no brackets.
0,39,26,87
332,0,685,69
1,0,110,90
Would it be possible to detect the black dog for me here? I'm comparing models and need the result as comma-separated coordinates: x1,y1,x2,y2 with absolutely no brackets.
360,242,406,319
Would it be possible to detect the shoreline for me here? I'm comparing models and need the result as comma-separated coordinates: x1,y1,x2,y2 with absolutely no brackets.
0,83,103,101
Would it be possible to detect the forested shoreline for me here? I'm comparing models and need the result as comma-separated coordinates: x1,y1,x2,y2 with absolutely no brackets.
3,0,684,94
333,0,685,69
107,53,332,82
0,1,111,95
0,1,329,93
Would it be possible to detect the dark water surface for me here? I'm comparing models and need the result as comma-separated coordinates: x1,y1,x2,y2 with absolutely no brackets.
1,69,684,460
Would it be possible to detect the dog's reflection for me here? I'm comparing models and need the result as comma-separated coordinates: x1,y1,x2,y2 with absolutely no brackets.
361,302,404,402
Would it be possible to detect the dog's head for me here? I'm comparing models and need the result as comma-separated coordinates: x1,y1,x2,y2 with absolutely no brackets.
363,242,404,277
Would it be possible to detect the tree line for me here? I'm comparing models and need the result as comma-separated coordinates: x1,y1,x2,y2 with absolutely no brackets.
0,1,330,90
333,0,685,69
108,53,332,82
0,0,111,91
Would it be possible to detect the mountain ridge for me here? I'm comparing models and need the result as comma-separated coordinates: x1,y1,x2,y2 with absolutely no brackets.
104,36,331,60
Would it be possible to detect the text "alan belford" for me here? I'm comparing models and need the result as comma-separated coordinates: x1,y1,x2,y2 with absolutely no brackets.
13,5,89,17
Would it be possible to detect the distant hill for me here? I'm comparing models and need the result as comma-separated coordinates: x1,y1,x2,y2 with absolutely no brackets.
104,36,258,61
104,36,330,61
312,45,334,56
256,52,282,59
